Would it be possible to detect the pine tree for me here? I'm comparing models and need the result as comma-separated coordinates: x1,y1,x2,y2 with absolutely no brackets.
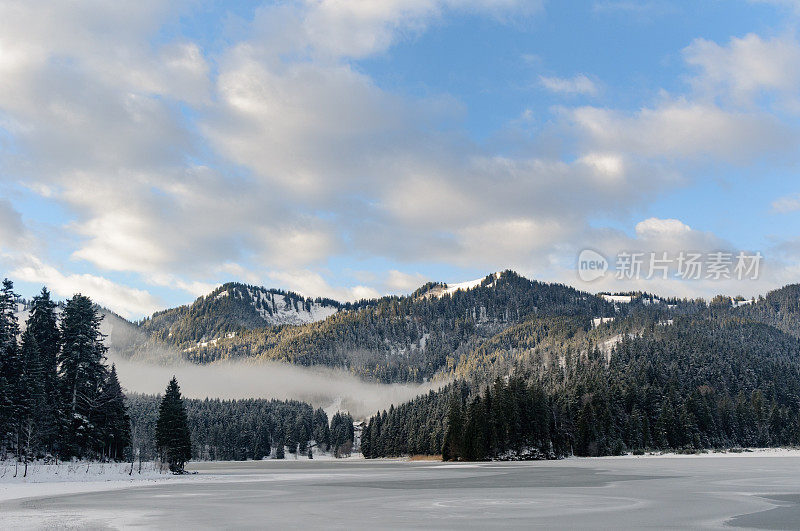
275,438,285,459
58,294,108,457
442,392,463,461
26,287,61,454
360,420,371,458
18,329,42,457
330,412,354,457
95,365,131,461
155,377,192,472
0,279,22,456
312,408,330,450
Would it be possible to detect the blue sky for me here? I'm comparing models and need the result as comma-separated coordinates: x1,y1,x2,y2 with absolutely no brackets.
1,0,800,318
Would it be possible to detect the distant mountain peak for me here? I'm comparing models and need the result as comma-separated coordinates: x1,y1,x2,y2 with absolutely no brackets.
203,282,340,327
415,271,504,299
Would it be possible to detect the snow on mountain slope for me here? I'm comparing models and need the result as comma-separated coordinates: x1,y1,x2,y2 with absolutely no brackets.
602,294,633,304
423,272,502,298
206,283,339,327
241,285,338,326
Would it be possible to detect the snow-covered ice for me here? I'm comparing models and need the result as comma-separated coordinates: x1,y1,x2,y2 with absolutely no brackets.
4,451,800,529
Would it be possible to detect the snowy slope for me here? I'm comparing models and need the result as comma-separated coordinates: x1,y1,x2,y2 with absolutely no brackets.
233,285,338,326
423,272,502,298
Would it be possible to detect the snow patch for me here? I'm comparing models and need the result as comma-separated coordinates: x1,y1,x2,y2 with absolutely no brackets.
602,294,633,304
246,287,338,326
592,317,615,328
430,272,502,298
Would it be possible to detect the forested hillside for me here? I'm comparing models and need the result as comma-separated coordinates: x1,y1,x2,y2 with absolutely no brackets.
8,269,800,461
128,271,616,382
734,283,800,337
140,283,341,347
364,301,800,459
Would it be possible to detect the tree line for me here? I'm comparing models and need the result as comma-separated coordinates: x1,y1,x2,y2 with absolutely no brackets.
363,311,800,460
0,278,353,467
127,393,355,461
0,280,130,461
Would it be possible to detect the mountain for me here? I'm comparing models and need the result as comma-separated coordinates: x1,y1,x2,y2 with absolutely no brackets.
734,283,800,338
17,271,800,388
139,282,341,348
11,269,800,459
362,285,800,460
126,271,616,381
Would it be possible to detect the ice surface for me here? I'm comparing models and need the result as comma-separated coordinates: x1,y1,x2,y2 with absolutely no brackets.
4,452,800,529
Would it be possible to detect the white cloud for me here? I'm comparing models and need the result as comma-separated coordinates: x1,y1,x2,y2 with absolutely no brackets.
145,273,218,299
565,218,776,299
1,1,799,310
748,1,800,13
290,0,536,58
772,193,800,213
9,255,161,318
568,100,794,161
592,1,671,14
577,153,626,182
684,33,800,106
265,270,380,302
635,217,692,238
386,270,429,293
539,74,599,96
0,198,32,250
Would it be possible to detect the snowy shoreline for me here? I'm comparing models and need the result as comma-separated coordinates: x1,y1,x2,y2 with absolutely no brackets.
3,448,800,504
583,447,800,459
0,461,200,503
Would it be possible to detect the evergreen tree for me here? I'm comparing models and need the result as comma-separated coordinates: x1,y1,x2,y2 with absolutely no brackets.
442,391,464,461
58,294,109,457
312,408,330,450
360,420,371,458
18,329,42,457
0,279,21,455
94,365,131,460
330,412,354,457
155,377,192,472
26,287,61,453
275,438,285,459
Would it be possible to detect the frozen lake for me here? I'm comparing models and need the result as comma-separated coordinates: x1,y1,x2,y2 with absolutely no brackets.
4,455,800,529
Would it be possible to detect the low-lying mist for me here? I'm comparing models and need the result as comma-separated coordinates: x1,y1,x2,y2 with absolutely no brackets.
101,308,445,419
110,354,443,420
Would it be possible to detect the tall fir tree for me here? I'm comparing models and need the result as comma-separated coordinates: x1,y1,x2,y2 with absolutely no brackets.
330,412,354,457
0,279,21,455
26,287,61,454
18,329,42,457
58,294,108,457
312,408,330,450
94,365,131,461
275,438,285,459
155,377,192,472
442,391,464,461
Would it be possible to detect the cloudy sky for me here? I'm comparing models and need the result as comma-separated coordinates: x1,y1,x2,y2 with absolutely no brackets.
2,0,800,318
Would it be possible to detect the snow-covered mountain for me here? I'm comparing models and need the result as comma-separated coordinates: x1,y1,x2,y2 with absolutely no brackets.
215,284,339,326
415,272,503,298
139,282,342,348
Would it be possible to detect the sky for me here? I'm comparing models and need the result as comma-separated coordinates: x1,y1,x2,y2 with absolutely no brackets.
2,0,800,318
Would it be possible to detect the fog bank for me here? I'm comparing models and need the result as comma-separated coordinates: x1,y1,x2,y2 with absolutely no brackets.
109,352,444,420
